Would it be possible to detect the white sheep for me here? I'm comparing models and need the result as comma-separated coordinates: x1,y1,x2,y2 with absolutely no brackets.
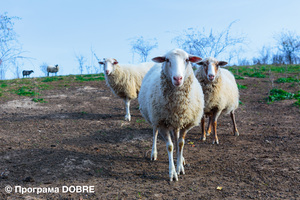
195,57,239,144
47,65,59,76
138,49,204,181
99,58,154,121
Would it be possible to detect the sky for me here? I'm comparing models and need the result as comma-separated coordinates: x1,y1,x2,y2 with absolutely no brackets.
2,0,300,79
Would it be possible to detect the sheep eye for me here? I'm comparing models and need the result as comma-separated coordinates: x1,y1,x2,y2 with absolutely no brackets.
165,58,169,62
186,59,189,62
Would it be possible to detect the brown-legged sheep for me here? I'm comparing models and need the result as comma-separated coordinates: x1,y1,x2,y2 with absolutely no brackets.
195,57,239,144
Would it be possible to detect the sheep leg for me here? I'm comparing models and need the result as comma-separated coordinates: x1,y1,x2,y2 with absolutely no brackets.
151,128,158,161
230,111,239,136
206,115,212,136
200,116,206,141
176,130,187,175
174,129,179,160
124,98,131,121
161,128,178,182
212,112,221,145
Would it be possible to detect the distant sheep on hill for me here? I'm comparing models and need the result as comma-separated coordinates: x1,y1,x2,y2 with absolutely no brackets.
47,65,59,76
22,70,34,78
195,57,239,144
99,58,155,121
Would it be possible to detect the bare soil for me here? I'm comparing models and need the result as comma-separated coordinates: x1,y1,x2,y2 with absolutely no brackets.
0,75,299,199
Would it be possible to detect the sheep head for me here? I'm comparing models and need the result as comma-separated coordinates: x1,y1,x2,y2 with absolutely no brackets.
197,57,227,82
152,49,201,87
99,58,118,75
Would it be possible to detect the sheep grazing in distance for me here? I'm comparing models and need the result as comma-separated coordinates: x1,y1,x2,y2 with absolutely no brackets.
138,49,204,181
99,58,155,121
47,65,59,76
195,57,239,144
22,70,34,78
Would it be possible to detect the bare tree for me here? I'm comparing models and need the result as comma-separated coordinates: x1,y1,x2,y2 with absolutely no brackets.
130,36,158,62
75,54,86,74
91,47,101,74
13,59,22,78
40,62,48,76
259,45,271,65
0,12,25,79
174,21,246,59
85,65,92,74
274,30,300,64
271,52,285,65
253,45,271,65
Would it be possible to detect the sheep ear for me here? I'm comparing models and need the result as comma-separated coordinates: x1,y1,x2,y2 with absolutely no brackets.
188,56,202,63
152,56,166,63
218,61,228,67
113,59,118,65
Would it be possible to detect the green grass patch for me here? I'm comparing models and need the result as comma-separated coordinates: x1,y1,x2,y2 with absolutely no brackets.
234,75,244,80
16,86,39,97
228,64,300,78
136,119,146,123
243,72,266,78
38,84,52,90
32,98,47,103
268,89,295,102
75,74,105,82
275,77,299,83
237,83,247,89
294,99,300,107
0,83,8,88
42,76,64,82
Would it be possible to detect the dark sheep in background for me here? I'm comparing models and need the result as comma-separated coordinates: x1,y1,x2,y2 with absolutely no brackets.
22,70,34,78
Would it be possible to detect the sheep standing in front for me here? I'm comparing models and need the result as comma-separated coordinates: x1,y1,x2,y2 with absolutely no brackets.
47,65,59,76
99,58,154,121
195,57,239,144
22,70,34,78
138,49,204,181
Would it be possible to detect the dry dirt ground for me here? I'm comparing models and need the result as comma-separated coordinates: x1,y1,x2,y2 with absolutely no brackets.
0,75,299,200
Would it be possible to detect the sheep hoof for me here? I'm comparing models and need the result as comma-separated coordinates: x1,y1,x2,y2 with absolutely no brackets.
206,132,211,136
234,131,239,136
177,156,185,175
169,168,178,182
150,152,157,161
200,136,206,141
212,140,219,145
124,115,131,121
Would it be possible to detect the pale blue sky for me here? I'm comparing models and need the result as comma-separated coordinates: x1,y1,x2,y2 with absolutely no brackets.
2,0,300,78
